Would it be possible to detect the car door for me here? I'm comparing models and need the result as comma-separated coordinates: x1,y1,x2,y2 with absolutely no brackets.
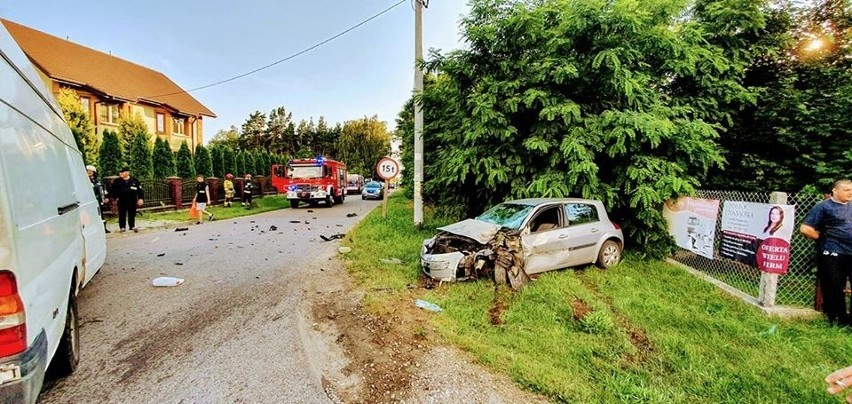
562,202,604,267
520,205,571,274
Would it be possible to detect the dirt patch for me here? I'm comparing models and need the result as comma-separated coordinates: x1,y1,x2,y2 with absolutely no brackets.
571,299,591,321
311,290,433,403
575,273,657,366
489,287,511,326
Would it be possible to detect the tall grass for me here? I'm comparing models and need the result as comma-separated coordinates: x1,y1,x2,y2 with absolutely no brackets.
342,194,852,402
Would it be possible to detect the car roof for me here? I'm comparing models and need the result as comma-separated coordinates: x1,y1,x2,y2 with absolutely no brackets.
505,198,602,206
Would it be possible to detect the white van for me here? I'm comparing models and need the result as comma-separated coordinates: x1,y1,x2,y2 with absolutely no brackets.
0,22,106,402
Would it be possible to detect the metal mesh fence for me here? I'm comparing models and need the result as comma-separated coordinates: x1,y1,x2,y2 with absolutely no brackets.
670,190,825,308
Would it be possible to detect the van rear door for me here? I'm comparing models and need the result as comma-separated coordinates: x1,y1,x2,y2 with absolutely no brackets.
0,26,81,363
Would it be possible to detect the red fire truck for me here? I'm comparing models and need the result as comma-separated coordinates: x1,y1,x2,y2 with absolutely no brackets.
271,157,348,209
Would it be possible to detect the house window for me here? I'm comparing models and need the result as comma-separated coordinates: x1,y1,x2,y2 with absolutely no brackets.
80,97,90,115
172,117,185,135
156,113,165,133
99,104,120,125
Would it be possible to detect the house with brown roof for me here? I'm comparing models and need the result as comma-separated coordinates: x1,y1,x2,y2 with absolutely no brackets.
1,18,215,151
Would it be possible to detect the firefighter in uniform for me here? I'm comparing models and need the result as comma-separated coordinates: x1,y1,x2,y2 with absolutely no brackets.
242,174,255,208
110,167,144,232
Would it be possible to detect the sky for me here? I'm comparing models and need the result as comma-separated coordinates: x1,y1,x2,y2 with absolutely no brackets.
0,0,470,140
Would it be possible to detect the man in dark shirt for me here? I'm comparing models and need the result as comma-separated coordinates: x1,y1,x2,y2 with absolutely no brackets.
110,167,144,233
801,179,852,325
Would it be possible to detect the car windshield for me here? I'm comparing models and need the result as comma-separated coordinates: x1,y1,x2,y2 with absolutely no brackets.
476,203,534,230
365,182,381,189
288,166,323,179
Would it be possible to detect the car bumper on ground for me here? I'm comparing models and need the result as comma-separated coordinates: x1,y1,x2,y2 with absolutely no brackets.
0,330,47,404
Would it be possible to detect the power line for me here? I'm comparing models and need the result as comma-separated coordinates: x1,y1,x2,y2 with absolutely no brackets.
151,0,407,98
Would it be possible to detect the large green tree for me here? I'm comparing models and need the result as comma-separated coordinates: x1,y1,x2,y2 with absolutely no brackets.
194,144,213,177
704,0,852,193
129,133,153,179
56,87,98,165
240,111,267,151
117,113,149,158
223,146,237,178
98,130,123,177
405,0,772,255
208,125,241,151
337,116,391,176
210,145,224,178
176,141,195,179
236,151,247,178
152,137,177,179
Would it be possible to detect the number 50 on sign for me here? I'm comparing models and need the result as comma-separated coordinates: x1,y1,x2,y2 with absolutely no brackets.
376,158,399,180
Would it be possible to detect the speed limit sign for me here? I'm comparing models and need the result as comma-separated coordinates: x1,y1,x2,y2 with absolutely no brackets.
376,157,399,180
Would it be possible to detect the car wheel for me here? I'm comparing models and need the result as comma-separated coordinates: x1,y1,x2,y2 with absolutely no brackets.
289,200,299,209
596,240,622,269
47,290,80,378
362,196,366,200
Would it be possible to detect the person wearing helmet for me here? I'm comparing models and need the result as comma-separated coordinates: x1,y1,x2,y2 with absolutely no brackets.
223,173,235,207
242,173,255,209
86,165,111,233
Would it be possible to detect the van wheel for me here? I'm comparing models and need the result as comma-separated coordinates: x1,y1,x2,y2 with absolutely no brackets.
596,240,622,269
334,194,345,204
47,292,80,378
289,200,299,209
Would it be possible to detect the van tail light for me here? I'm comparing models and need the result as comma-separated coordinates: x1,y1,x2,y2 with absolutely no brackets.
0,271,26,357
613,222,621,230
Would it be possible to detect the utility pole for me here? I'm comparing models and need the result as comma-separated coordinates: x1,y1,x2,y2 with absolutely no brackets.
413,0,426,228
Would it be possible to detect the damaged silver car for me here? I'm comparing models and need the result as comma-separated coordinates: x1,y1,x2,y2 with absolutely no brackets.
421,198,624,286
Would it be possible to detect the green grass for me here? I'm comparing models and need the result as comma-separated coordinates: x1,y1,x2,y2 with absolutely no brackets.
107,195,290,224
341,194,852,403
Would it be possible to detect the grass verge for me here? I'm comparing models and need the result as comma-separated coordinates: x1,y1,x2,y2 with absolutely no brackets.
340,193,852,403
107,195,290,224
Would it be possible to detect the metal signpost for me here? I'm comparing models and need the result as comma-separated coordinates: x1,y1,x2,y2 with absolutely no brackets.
376,157,399,218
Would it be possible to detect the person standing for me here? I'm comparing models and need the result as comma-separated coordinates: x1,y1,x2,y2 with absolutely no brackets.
110,167,144,233
86,165,111,234
800,179,852,326
223,173,235,207
242,174,255,209
192,174,215,224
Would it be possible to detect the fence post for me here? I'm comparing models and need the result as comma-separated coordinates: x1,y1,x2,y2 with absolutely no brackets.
167,177,183,210
254,175,265,198
758,191,788,307
207,177,219,205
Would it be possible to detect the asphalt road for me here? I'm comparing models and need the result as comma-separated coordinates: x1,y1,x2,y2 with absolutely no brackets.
38,196,381,403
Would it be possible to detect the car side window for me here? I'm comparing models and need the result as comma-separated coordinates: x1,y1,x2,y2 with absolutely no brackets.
564,203,599,226
529,206,562,233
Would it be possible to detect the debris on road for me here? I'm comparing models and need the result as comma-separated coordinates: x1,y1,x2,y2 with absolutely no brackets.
338,247,352,254
320,234,346,242
290,220,301,223
307,210,314,213
270,225,278,231
174,227,189,232
347,213,358,218
414,299,442,312
174,262,184,266
156,253,166,257
152,277,184,287
379,258,402,265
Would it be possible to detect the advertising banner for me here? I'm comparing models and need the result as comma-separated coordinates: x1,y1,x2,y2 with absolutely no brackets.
663,197,721,259
719,201,795,274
